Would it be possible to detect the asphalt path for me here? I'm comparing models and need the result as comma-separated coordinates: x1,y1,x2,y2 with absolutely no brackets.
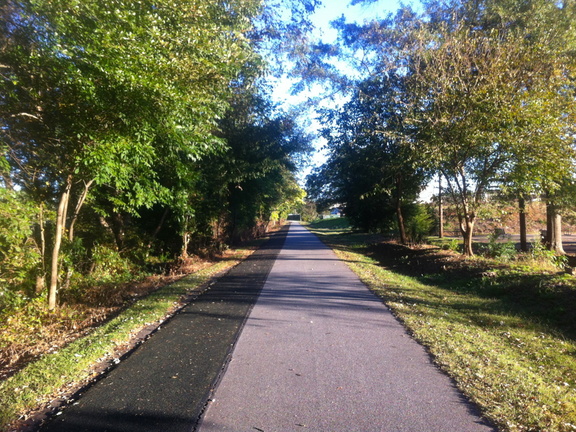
40,225,289,432
198,222,495,432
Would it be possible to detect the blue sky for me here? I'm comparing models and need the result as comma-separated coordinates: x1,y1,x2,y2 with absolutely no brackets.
310,0,401,43
269,0,404,180
268,0,437,200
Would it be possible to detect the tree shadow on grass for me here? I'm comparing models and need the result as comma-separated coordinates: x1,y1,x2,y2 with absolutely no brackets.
355,240,576,341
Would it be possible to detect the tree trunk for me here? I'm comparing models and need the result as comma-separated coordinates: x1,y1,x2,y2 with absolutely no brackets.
62,179,94,292
396,200,407,244
519,195,528,252
461,219,475,256
111,212,126,251
545,198,553,248
459,207,476,256
68,179,94,242
98,215,116,240
181,232,190,259
36,203,46,295
35,275,45,295
147,207,170,250
48,176,72,310
438,174,444,238
550,207,565,254
395,177,408,244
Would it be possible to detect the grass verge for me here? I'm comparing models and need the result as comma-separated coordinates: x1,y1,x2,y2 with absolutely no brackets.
307,218,576,432
0,248,254,431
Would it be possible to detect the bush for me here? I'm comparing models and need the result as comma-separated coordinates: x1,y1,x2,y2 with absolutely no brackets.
60,244,144,306
441,238,461,252
0,190,43,295
90,244,135,282
529,240,568,269
406,204,433,244
484,229,517,261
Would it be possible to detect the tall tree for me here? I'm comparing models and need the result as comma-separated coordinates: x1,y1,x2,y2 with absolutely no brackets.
400,0,576,254
193,93,312,245
309,72,428,240
0,0,262,309
327,0,576,255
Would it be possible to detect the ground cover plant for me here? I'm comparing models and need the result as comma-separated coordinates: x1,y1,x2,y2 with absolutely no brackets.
308,218,576,432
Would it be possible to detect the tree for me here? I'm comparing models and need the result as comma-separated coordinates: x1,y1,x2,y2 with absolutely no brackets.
194,93,312,245
309,72,428,241
323,0,576,255
397,0,576,255
1,0,262,309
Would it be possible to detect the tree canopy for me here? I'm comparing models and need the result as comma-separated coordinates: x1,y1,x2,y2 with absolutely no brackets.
0,0,313,309
307,0,576,255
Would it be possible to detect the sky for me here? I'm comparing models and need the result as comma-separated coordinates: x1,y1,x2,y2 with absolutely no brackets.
267,0,397,176
269,0,435,200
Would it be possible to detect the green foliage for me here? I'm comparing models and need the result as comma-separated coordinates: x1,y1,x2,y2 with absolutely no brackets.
327,0,576,255
0,190,42,294
0,0,317,309
405,204,433,244
309,217,351,231
483,230,517,261
307,72,429,236
440,238,461,252
0,0,273,289
60,244,145,306
296,200,318,222
190,94,312,245
529,240,568,270
89,245,135,283
0,289,31,316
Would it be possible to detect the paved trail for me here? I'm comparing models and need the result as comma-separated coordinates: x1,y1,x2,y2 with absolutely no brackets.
40,227,288,432
41,222,495,432
198,222,494,432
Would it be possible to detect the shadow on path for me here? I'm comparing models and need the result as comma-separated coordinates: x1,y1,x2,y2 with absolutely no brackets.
39,227,288,432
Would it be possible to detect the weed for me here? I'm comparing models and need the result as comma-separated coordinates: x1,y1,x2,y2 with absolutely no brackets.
529,240,568,270
406,203,434,244
484,229,517,261
439,238,461,252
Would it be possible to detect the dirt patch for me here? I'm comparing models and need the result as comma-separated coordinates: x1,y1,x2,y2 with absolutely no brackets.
365,241,495,279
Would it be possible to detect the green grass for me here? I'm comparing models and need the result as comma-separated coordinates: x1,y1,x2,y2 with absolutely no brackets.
0,253,248,430
308,222,576,432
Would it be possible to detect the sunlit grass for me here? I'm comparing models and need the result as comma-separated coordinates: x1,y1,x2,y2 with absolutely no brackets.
308,223,576,432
